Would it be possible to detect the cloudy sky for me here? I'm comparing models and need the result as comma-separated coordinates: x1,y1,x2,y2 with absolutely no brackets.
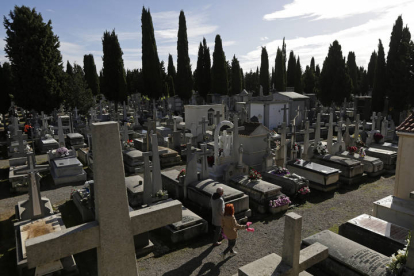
1,0,413,73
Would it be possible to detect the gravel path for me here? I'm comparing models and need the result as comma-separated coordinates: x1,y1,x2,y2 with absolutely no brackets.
0,166,395,276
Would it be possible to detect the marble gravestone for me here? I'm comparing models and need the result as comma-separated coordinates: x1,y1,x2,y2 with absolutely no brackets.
262,169,309,196
50,156,87,185
302,230,389,276
123,149,146,173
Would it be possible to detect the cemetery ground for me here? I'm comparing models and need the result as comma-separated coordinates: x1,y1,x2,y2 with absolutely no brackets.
0,146,395,276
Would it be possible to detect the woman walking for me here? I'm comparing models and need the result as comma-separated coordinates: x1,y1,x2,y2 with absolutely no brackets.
220,203,248,259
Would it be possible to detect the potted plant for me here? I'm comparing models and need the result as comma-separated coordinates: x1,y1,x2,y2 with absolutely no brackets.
374,133,383,143
297,186,311,200
176,169,186,180
248,167,262,181
359,147,366,158
123,139,135,150
269,196,291,214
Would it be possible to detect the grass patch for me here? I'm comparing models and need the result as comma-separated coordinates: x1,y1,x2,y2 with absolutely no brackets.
329,224,339,234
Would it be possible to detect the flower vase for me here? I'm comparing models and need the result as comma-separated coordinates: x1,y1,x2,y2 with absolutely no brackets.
269,204,289,214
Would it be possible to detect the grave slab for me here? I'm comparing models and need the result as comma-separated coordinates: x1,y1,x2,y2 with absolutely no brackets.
286,160,340,192
302,230,389,276
337,151,384,177
161,169,184,200
339,214,409,256
311,154,365,185
366,147,397,172
228,175,283,214
262,170,309,196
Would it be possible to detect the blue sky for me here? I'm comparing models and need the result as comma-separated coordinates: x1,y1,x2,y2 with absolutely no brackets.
1,0,413,73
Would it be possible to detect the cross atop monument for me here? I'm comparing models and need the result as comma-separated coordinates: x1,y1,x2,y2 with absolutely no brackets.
326,113,334,153
282,104,289,124
314,113,321,146
25,122,182,276
228,114,245,166
198,143,211,180
199,116,208,137
57,117,65,147
371,112,377,131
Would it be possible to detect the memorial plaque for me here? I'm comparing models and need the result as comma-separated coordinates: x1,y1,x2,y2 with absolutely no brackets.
171,207,203,230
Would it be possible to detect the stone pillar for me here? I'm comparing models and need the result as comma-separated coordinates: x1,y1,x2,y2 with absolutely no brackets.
92,122,138,276
57,117,65,147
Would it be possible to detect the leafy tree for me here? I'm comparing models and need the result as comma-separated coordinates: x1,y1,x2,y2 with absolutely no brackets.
294,57,303,93
126,69,144,95
211,34,228,95
101,29,127,110
141,7,162,100
287,51,296,87
231,55,242,95
367,51,377,89
319,40,352,105
0,62,12,118
274,47,286,91
372,40,387,112
303,65,316,94
4,5,63,113
176,10,193,101
347,52,358,95
62,63,93,113
83,54,100,96
260,47,270,95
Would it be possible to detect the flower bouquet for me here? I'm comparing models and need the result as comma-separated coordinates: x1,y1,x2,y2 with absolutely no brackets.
123,139,134,150
56,147,69,157
298,186,311,195
274,140,281,151
272,166,290,176
348,146,358,154
313,142,328,155
386,232,411,275
269,196,291,208
374,133,383,143
248,167,262,181
292,143,300,151
355,135,365,148
176,169,186,180
359,147,366,158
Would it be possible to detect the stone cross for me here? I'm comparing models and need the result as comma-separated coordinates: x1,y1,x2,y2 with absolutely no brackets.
277,122,288,167
290,119,298,160
282,104,289,124
57,117,65,147
376,112,382,131
371,112,377,131
25,122,182,276
41,112,48,130
228,114,245,166
13,116,19,136
314,113,321,146
198,143,211,180
199,116,208,137
18,152,52,220
277,213,328,275
122,122,129,143
214,111,222,126
326,113,334,153
362,120,366,132
16,130,25,153
302,121,311,160
123,101,127,122
353,114,360,146
381,118,388,143
343,118,351,148
336,119,343,146
150,133,168,196
183,143,198,199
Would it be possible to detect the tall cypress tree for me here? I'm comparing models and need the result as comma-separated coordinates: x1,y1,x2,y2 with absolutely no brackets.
260,47,270,95
0,62,12,118
231,55,242,95
4,5,63,113
294,57,303,93
372,40,387,112
274,47,286,91
167,54,177,80
287,51,296,87
282,38,287,87
347,52,358,94
320,40,352,105
310,57,316,72
102,29,127,111
176,10,193,101
83,54,100,96
195,42,203,94
202,38,211,98
66,61,73,76
141,7,162,100
367,51,377,89
303,65,315,94
211,34,228,95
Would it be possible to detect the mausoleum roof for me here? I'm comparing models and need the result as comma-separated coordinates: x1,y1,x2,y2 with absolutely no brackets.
240,122,270,136
277,92,309,100
396,111,414,133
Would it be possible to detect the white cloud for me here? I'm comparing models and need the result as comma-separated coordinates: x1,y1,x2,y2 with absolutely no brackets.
46,9,55,13
223,41,236,47
240,0,414,72
263,0,412,21
260,37,269,41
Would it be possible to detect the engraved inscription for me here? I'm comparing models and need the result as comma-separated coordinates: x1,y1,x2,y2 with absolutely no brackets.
349,249,388,275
